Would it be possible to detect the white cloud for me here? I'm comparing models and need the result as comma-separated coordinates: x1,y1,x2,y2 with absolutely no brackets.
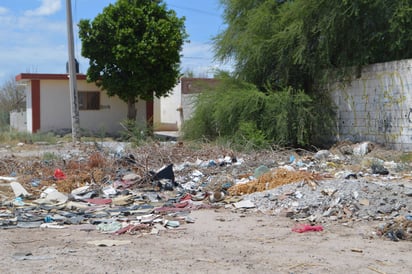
0,6,9,15
24,0,62,16
180,41,232,77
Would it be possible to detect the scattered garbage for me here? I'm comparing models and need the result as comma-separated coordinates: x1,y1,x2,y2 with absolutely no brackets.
371,163,389,175
10,182,30,198
379,215,412,241
0,140,411,243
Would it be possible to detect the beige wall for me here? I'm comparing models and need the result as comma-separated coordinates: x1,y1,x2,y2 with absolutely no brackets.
153,78,216,131
40,80,71,131
25,81,33,132
38,79,146,135
153,83,181,131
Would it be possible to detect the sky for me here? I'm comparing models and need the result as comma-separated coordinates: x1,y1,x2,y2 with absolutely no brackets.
0,0,231,85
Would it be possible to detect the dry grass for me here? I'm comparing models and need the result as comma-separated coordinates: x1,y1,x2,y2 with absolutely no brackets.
228,168,322,195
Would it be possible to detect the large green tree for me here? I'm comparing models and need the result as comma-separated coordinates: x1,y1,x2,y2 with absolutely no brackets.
79,0,187,120
214,0,412,92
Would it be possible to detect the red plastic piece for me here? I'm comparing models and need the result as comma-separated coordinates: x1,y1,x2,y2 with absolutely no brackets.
54,168,66,180
179,193,192,201
174,201,190,208
292,224,324,233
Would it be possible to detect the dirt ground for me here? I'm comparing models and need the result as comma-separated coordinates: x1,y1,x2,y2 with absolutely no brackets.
0,208,411,274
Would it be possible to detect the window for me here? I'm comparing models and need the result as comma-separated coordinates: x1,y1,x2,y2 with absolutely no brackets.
78,91,100,110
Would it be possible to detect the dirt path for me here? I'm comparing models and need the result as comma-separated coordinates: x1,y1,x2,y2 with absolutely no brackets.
0,208,411,274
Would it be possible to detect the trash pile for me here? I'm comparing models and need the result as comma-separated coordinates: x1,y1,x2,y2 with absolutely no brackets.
0,140,411,241
0,141,246,236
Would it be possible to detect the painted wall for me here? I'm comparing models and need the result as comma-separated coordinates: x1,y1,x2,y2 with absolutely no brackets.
25,81,33,132
9,111,26,132
330,59,412,150
153,78,219,132
13,74,149,135
40,80,71,131
39,79,146,134
153,82,181,131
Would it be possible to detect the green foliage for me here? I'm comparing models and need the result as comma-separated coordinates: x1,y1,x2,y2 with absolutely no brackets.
0,112,9,130
42,152,60,162
0,130,57,144
183,78,335,148
215,0,412,92
234,121,269,150
79,0,188,120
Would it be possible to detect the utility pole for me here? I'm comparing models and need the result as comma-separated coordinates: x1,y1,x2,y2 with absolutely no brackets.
66,0,81,143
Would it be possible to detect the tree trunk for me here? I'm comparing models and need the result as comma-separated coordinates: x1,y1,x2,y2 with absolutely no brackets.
127,98,137,121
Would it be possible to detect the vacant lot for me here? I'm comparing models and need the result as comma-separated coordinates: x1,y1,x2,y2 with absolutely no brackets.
0,141,411,273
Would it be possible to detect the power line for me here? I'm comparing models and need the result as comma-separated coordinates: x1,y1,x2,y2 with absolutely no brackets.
182,56,212,60
168,4,220,17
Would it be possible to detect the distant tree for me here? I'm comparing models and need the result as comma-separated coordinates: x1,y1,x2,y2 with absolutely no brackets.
78,0,187,120
214,0,412,92
182,69,195,78
0,76,25,127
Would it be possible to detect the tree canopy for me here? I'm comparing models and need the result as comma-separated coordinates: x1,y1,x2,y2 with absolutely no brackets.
214,0,412,92
78,0,187,119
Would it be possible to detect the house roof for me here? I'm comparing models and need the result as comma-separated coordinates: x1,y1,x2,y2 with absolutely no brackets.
16,73,87,81
181,77,219,94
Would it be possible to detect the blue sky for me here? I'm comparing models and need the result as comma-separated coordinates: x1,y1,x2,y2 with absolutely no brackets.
0,0,230,84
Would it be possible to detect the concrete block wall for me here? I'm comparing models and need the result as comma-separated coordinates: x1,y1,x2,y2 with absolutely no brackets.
330,59,412,150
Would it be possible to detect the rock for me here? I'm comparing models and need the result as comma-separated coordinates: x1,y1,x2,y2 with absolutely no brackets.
371,163,389,175
314,150,332,161
359,199,370,206
339,145,354,155
353,141,374,156
122,173,141,182
233,200,255,209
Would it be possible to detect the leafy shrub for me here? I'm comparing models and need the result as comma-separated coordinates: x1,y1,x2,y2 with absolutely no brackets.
234,121,269,150
183,78,335,148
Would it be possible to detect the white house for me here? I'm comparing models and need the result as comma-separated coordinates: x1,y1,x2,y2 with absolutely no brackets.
153,77,219,132
13,73,150,135
12,73,217,136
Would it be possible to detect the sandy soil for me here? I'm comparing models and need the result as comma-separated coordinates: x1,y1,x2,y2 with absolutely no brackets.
0,208,411,274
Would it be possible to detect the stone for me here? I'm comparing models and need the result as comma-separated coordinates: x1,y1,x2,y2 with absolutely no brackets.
314,150,332,161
